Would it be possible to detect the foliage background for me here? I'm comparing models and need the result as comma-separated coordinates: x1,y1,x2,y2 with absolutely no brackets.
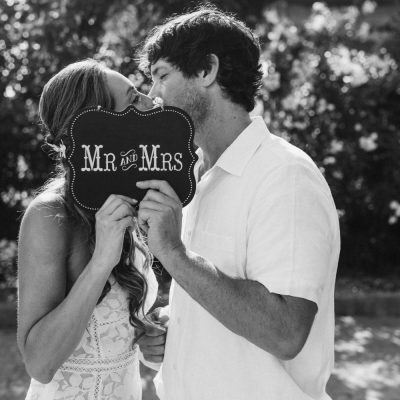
1,0,399,294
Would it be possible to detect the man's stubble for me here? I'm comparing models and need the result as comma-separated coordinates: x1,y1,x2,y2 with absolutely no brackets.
171,81,210,147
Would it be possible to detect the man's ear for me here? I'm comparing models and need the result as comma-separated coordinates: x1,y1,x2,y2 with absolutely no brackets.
199,54,219,87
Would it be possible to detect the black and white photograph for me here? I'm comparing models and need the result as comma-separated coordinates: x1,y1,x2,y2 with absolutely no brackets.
0,1,399,399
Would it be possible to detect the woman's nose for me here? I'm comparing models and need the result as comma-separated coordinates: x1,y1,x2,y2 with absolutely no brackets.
137,93,155,111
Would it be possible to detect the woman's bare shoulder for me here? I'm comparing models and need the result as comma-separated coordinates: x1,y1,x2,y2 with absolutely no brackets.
20,191,71,239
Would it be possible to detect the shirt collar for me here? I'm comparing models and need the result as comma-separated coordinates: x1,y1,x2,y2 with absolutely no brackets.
213,116,270,177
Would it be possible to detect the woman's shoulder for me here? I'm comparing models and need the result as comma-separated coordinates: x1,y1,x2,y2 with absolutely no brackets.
20,191,71,238
25,190,67,219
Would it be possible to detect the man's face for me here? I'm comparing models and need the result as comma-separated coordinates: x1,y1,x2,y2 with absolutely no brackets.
148,59,209,133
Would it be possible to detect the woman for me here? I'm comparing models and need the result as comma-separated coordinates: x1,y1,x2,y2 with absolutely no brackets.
17,59,162,400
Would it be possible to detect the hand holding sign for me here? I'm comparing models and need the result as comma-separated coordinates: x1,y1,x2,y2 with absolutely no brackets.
67,105,198,211
136,180,184,262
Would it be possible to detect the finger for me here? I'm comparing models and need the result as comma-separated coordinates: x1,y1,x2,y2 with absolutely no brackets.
138,221,148,235
158,315,170,326
118,216,135,231
107,198,137,216
98,198,132,218
137,209,158,231
147,308,169,326
99,194,137,214
134,327,145,337
98,194,118,211
142,189,177,208
141,323,167,336
139,200,166,212
110,194,137,204
148,307,163,319
111,203,135,221
139,344,165,356
142,354,163,363
136,180,180,202
132,330,146,346
101,198,136,218
137,333,166,347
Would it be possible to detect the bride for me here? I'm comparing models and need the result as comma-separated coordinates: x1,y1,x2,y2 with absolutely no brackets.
17,59,164,400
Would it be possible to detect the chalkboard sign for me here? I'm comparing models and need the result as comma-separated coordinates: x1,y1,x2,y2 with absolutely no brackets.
67,105,198,211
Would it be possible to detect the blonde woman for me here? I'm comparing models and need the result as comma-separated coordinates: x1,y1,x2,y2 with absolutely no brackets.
17,59,165,400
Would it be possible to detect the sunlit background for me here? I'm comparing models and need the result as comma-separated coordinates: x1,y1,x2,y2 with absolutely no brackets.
0,0,399,399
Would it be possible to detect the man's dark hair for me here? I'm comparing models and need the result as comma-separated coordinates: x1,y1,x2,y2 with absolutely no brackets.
138,6,263,112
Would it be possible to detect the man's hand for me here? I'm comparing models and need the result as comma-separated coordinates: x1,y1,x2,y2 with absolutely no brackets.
136,180,184,261
134,308,169,363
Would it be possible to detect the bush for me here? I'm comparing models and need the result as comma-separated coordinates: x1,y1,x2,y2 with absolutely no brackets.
1,1,399,290
256,2,400,276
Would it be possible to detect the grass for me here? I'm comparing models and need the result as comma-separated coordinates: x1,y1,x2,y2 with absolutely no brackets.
327,316,400,399
1,316,399,400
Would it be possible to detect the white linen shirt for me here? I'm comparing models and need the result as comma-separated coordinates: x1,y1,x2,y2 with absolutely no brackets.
154,117,340,400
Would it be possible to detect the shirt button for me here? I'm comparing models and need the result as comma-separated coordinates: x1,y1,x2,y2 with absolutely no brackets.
176,317,181,324
173,364,177,371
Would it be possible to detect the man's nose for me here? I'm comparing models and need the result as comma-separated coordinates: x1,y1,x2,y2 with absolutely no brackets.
148,83,159,100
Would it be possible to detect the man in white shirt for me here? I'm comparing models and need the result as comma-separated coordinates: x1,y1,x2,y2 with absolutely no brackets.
135,7,340,400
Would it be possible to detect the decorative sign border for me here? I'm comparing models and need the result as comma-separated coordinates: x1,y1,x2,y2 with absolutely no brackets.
67,104,198,211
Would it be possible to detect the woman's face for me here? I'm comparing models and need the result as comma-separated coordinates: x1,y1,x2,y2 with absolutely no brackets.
105,69,154,112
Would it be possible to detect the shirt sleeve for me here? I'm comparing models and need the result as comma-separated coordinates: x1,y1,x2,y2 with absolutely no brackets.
245,163,338,307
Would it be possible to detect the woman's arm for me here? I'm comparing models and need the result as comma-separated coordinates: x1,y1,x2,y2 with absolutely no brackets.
17,193,136,384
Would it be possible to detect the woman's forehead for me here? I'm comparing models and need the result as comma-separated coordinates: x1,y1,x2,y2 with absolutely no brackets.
105,70,134,92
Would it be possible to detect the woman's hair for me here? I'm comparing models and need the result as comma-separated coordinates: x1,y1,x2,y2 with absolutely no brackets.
138,6,263,112
38,59,152,329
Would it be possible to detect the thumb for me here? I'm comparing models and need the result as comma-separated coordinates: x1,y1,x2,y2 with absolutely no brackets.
159,314,169,324
149,307,169,327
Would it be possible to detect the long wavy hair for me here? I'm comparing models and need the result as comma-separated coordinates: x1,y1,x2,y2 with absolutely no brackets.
37,59,152,329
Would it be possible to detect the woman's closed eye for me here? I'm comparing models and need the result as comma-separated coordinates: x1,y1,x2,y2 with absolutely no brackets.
126,85,140,104
130,91,140,104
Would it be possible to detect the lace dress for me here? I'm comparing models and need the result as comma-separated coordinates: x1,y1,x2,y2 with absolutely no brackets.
24,266,158,400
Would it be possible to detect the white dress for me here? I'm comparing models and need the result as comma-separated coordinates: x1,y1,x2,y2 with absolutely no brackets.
25,266,158,400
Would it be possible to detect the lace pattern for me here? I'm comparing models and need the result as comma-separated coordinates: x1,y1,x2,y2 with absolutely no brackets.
25,268,158,400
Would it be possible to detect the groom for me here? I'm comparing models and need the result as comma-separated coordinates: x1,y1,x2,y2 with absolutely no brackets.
136,7,340,400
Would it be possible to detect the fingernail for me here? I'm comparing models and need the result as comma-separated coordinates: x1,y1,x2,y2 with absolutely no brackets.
131,198,138,203
136,182,143,186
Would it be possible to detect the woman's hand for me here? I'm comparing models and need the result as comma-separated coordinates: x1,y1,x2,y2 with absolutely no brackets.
91,194,137,271
135,307,169,365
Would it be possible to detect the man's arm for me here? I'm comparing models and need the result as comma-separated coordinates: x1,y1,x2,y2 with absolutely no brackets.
136,180,317,360
163,245,316,360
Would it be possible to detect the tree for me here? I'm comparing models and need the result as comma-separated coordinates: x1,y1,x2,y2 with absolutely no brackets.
257,2,400,275
1,1,400,292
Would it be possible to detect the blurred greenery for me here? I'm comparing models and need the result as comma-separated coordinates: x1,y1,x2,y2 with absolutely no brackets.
1,0,400,294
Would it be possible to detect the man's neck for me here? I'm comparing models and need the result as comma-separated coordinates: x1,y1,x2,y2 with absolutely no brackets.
197,102,252,172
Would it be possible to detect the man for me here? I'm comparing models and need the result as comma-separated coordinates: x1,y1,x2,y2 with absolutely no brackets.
136,7,340,400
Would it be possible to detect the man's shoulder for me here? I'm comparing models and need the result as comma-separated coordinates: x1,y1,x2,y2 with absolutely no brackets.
248,132,320,178
242,131,337,206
